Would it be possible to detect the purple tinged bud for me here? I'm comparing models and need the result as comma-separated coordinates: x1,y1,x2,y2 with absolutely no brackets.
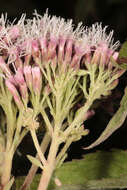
108,51,118,70
39,37,47,59
5,79,23,108
32,40,39,53
51,56,57,69
48,38,57,59
14,68,28,101
19,83,28,101
14,68,25,85
31,40,41,63
24,65,33,90
71,46,84,69
65,39,73,63
8,46,20,63
25,55,31,65
84,110,95,120
71,55,80,70
112,52,119,61
58,38,66,62
15,57,23,70
32,66,42,94
99,44,109,66
44,84,51,95
91,48,101,65
8,76,17,86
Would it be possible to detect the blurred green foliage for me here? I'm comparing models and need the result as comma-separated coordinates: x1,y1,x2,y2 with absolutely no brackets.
15,149,127,190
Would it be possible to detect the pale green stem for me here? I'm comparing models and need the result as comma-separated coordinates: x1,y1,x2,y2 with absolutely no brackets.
30,129,47,166
0,150,13,188
5,102,15,151
20,132,51,190
37,136,59,190
0,101,15,188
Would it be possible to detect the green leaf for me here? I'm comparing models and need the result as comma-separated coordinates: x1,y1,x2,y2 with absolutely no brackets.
27,155,43,169
84,87,127,149
117,41,127,70
87,176,127,189
119,41,127,58
15,150,127,189
53,184,87,190
4,177,14,190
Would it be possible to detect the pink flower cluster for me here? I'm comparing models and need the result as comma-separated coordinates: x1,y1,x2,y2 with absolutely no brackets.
0,11,120,107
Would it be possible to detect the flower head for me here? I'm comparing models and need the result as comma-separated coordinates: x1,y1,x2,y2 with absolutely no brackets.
0,11,123,109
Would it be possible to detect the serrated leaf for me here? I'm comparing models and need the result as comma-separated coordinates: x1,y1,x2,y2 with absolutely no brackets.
27,155,43,169
84,87,127,149
4,177,14,190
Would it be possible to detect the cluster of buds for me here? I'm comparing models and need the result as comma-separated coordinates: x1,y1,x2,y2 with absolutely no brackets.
1,57,42,108
0,11,122,109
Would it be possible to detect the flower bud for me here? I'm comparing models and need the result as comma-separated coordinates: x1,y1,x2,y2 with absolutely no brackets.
14,68,25,85
64,39,73,63
48,37,57,60
32,66,42,94
39,37,47,60
91,48,101,65
112,51,119,61
84,110,95,121
19,83,28,101
14,68,28,101
32,40,39,53
44,84,51,96
24,65,33,90
5,79,23,108
71,46,84,69
58,38,66,62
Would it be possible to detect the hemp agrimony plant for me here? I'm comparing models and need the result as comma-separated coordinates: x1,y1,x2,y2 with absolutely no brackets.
0,11,125,190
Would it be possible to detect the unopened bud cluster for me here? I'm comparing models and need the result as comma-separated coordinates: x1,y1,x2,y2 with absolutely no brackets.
0,12,122,108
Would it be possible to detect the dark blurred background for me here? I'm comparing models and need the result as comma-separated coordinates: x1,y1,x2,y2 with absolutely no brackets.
3,0,127,176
